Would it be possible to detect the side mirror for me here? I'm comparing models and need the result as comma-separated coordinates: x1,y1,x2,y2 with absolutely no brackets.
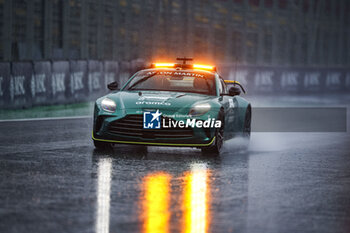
107,81,119,91
229,86,241,96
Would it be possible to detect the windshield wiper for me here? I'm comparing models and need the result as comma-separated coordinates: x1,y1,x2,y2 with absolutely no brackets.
128,71,159,90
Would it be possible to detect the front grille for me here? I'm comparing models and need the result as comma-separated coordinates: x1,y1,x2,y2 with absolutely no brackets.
108,114,193,139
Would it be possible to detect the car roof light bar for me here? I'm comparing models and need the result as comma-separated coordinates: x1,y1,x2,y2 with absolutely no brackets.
154,63,175,68
193,64,216,71
151,60,216,71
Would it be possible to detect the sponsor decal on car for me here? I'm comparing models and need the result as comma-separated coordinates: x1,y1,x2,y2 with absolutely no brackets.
137,101,171,106
143,110,162,129
143,109,221,129
145,71,205,78
137,96,172,106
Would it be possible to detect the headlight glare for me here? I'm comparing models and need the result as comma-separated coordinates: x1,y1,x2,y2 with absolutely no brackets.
101,98,116,112
189,103,211,116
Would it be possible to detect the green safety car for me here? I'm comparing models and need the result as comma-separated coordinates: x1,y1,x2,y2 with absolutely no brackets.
92,58,251,154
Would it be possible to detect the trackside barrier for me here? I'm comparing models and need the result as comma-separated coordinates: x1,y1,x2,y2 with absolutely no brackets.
33,61,52,105
220,65,350,95
0,63,11,108
11,62,33,108
0,60,132,109
88,60,104,100
52,61,70,104
0,61,349,109
70,60,88,102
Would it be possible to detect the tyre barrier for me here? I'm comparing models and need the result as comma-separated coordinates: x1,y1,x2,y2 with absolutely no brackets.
0,61,349,109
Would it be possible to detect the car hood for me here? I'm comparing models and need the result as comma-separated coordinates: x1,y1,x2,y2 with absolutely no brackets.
106,90,217,114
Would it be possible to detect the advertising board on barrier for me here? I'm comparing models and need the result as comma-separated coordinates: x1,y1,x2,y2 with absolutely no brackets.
32,61,51,105
280,71,300,92
88,60,104,97
221,65,349,94
0,61,349,109
70,60,88,102
254,69,275,92
11,62,33,108
52,61,70,104
0,60,124,109
325,70,344,91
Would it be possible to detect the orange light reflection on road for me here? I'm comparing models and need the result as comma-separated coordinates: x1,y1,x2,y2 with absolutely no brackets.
183,164,209,233
143,172,171,233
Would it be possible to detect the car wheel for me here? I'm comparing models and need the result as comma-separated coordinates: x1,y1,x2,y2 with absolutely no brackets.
135,145,148,153
239,107,251,151
201,111,224,155
243,106,251,139
93,140,113,150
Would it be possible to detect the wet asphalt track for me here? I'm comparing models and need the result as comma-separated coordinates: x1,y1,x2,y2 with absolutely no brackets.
1,96,350,233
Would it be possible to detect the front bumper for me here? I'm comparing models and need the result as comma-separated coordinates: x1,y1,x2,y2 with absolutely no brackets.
92,131,215,147
93,113,217,147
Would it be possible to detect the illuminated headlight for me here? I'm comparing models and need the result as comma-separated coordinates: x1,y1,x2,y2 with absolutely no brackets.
189,103,211,116
101,98,116,112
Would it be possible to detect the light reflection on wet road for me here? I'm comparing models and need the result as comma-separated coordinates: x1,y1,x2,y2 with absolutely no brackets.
96,158,112,233
93,148,215,233
183,163,209,233
1,96,350,233
143,172,170,233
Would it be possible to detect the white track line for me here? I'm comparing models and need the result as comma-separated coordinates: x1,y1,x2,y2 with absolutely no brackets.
0,115,91,122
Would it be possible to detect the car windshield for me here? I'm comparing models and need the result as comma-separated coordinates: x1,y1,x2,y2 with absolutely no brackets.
124,70,216,95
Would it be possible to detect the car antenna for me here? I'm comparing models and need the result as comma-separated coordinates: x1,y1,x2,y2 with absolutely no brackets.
176,57,193,65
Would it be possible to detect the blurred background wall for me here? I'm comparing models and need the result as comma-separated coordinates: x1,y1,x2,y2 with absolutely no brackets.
0,0,349,109
1,0,349,67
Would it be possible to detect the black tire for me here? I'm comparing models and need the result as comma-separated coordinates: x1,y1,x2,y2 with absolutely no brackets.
135,145,148,153
239,106,251,151
93,140,113,150
201,111,224,155
243,106,251,139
